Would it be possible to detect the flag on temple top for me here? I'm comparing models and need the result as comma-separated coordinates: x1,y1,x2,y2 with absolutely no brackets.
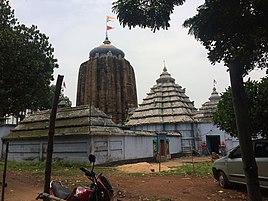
213,79,217,85
106,15,115,22
63,81,67,88
106,25,114,30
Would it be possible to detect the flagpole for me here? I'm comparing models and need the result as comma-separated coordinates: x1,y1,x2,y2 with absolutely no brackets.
213,79,217,87
105,16,108,38
105,15,115,39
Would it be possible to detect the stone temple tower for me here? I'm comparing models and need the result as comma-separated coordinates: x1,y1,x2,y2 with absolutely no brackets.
76,36,138,125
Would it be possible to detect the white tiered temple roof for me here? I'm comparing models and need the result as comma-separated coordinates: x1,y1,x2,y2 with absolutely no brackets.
127,67,197,126
194,86,221,123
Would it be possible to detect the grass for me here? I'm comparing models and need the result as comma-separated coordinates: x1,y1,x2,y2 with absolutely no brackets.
0,160,213,177
0,160,118,177
156,161,213,176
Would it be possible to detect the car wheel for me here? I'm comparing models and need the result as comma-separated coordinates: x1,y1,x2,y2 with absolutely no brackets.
218,172,229,188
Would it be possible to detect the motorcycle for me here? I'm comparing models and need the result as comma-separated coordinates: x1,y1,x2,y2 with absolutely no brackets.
36,154,113,201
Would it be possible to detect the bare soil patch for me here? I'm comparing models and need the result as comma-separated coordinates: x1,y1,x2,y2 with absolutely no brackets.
116,162,171,173
116,156,211,174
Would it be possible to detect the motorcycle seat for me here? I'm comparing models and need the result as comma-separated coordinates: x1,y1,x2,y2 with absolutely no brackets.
51,181,72,199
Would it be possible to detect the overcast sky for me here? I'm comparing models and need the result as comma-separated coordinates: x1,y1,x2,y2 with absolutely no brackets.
10,0,266,108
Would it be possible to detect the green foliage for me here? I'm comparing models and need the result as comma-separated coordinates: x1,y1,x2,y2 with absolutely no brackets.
1,160,46,171
213,77,268,138
0,160,117,177
112,0,185,32
0,0,58,119
112,0,267,71
213,88,237,136
162,162,212,176
182,1,267,198
183,0,268,73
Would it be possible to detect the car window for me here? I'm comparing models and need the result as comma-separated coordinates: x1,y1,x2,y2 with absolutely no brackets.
255,142,268,158
231,146,241,158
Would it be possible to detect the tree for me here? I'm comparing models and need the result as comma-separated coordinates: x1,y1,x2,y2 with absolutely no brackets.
183,1,267,200
214,77,268,138
112,0,185,32
0,0,58,121
113,0,268,200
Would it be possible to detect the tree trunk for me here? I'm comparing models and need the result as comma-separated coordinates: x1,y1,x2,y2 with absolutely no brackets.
229,59,262,201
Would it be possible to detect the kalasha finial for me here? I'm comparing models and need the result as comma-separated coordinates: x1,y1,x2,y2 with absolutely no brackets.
103,35,111,45
163,60,167,72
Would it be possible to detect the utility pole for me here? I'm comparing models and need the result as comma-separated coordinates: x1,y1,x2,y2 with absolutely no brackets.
43,75,63,201
1,142,9,201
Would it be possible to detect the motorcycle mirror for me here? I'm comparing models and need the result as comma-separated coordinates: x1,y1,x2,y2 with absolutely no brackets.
88,154,96,163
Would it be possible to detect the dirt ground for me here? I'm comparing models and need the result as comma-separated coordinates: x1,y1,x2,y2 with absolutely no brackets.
2,157,268,201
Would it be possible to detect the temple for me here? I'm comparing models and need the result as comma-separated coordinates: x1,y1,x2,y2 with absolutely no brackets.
2,32,239,163
127,66,197,153
76,36,137,125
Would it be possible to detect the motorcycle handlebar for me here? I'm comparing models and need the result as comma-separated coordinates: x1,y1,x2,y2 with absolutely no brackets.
80,167,95,177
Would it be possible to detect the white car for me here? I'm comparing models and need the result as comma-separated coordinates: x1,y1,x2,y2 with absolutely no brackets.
212,139,268,189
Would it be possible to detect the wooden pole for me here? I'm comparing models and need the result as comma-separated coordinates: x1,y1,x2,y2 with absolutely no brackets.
1,142,9,201
191,142,195,174
158,154,161,172
43,75,64,200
